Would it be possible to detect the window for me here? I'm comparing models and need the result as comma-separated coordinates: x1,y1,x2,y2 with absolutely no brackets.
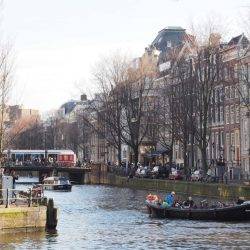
235,130,239,146
230,105,235,124
211,107,215,123
234,64,238,79
225,106,230,124
236,105,240,123
220,106,224,123
230,86,235,99
220,131,224,148
235,85,239,98
231,131,235,146
226,133,230,161
224,67,228,80
225,86,230,99
219,88,224,102
215,108,218,123
214,89,217,103
215,132,219,159
211,132,215,159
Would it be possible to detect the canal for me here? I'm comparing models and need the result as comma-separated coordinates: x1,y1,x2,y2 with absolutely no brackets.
1,180,250,249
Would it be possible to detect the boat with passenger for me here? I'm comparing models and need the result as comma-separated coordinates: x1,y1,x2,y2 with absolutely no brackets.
43,176,72,191
146,193,250,221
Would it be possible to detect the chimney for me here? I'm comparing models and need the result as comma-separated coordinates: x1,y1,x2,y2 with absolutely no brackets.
81,94,87,101
209,33,221,47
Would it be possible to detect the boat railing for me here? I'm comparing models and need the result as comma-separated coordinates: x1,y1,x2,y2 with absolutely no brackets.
0,187,45,208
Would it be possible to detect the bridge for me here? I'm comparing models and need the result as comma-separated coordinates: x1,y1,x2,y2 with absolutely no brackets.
1,164,92,184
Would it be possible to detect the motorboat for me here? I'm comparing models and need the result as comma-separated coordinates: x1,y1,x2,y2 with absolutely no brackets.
146,200,250,221
43,176,72,191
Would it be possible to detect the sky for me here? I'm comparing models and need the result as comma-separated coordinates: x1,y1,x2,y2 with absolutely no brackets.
1,0,249,112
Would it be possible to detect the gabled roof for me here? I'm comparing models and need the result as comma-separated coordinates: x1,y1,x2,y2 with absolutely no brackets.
227,34,249,48
228,34,243,46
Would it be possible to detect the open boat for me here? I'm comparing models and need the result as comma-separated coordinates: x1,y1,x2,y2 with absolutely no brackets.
146,200,250,221
43,176,72,191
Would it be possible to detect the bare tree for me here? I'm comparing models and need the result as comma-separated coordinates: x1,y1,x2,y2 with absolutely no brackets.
6,116,41,149
0,44,14,162
168,52,197,173
120,56,157,165
91,54,129,165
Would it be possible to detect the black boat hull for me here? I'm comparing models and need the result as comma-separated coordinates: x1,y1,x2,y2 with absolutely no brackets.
146,201,250,221
44,184,72,191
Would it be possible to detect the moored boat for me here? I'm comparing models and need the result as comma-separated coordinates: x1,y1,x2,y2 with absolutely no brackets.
43,176,72,191
146,200,250,221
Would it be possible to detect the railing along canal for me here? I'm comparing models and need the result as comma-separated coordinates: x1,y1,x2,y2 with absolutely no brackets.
0,186,45,208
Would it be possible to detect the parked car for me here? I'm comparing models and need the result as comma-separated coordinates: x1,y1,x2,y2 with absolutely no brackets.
169,169,184,180
191,170,204,181
149,166,158,178
135,166,151,178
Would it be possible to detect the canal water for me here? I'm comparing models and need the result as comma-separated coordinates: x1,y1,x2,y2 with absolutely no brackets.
1,180,250,249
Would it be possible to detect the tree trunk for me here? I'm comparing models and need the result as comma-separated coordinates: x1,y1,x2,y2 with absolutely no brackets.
117,143,122,167
183,142,188,176
190,133,195,170
133,146,139,166
201,146,208,172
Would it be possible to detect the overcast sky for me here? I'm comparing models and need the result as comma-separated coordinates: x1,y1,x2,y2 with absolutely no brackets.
2,0,249,112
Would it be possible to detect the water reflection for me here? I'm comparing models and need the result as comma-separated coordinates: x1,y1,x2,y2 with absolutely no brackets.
1,184,250,249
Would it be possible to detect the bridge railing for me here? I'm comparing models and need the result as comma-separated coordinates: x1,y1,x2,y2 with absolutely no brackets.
0,186,45,208
2,161,91,169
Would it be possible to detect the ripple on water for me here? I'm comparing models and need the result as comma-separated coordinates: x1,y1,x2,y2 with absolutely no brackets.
0,184,249,250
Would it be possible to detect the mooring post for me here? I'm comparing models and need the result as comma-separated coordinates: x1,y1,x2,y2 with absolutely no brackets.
46,198,58,230
5,188,9,208
28,188,32,207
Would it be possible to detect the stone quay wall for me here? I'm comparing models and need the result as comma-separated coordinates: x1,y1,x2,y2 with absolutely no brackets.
86,164,250,201
0,206,47,231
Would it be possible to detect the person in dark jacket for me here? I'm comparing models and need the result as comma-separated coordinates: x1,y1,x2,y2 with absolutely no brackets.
183,196,195,207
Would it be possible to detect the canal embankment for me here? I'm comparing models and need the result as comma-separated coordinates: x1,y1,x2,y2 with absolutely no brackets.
86,164,250,200
0,198,57,231
0,206,46,231
0,175,57,231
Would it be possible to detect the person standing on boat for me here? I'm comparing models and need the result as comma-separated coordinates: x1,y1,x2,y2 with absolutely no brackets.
183,196,195,208
165,191,175,207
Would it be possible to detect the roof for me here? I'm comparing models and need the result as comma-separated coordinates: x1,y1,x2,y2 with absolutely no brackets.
4,149,75,155
228,34,243,46
159,26,185,33
152,26,186,52
227,34,249,48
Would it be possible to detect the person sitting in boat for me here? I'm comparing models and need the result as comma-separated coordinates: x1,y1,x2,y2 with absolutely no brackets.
164,191,175,207
236,197,245,205
146,193,161,204
183,196,195,208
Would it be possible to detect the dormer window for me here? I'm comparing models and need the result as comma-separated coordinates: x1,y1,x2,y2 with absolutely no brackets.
167,41,172,48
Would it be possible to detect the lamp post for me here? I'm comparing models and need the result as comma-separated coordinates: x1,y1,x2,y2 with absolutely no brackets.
44,125,48,163
130,117,138,164
218,147,225,181
230,145,235,180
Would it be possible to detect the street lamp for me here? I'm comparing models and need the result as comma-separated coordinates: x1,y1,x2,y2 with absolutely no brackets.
44,125,48,163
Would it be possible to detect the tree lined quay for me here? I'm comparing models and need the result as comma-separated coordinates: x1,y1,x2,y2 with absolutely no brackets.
6,26,250,184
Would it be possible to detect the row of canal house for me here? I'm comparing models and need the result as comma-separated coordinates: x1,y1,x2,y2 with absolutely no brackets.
54,26,250,180
153,27,250,180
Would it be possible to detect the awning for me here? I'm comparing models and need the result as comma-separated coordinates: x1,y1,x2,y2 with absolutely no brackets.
145,149,171,158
